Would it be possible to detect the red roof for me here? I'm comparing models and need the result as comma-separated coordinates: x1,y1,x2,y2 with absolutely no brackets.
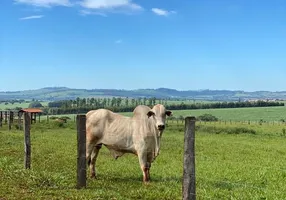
19,108,43,113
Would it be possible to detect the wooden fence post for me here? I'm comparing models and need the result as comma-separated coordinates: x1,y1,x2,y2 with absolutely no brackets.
24,112,31,169
77,114,86,189
18,112,23,130
0,111,2,127
4,111,7,124
8,111,13,130
183,116,196,200
8,114,11,130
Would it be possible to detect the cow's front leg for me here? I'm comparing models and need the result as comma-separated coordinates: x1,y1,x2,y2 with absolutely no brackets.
142,164,151,183
144,162,151,182
138,152,150,183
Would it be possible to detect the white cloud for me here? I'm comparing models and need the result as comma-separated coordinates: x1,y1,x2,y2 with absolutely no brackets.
79,10,107,17
151,8,176,16
14,0,72,7
79,0,143,14
19,15,44,20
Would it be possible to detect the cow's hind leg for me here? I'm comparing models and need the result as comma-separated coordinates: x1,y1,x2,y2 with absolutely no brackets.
86,141,94,167
89,143,102,178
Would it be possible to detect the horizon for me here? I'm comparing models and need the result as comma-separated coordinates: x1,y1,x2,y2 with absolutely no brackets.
1,0,286,92
0,86,286,93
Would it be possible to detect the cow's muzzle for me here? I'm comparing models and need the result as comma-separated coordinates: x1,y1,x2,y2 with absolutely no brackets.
158,125,165,131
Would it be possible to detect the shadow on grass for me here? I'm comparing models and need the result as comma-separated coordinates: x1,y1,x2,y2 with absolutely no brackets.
90,174,182,184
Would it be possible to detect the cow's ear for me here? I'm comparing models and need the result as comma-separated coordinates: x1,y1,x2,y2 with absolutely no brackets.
147,111,155,118
165,111,172,116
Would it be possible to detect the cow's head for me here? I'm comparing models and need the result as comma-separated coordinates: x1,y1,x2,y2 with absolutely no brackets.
147,104,172,132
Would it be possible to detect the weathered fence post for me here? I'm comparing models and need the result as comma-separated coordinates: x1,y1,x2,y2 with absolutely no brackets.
4,111,8,124
0,111,2,127
24,112,31,169
183,116,196,200
77,114,86,189
18,112,23,130
8,111,13,130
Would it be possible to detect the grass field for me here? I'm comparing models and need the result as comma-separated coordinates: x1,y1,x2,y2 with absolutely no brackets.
172,106,286,121
0,120,286,199
0,102,49,110
47,106,286,122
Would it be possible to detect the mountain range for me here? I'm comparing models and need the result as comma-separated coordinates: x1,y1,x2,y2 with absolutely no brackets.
1,87,286,101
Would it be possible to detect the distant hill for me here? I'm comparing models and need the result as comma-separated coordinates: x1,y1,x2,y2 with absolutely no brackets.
1,87,286,101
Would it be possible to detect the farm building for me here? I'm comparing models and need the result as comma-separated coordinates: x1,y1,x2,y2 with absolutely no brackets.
18,108,43,124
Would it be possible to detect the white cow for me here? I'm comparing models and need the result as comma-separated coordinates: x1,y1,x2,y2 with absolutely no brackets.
86,104,172,182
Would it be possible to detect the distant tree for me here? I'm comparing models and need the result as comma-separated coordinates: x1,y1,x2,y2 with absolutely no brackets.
29,102,43,108
81,98,87,107
90,98,95,106
116,97,122,107
143,97,147,105
111,97,116,107
138,97,142,105
107,98,111,107
102,98,107,108
197,114,218,122
148,98,152,106
125,97,129,107
131,99,136,106
76,97,80,107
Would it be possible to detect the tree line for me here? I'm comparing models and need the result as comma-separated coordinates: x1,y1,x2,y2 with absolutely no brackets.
40,97,284,115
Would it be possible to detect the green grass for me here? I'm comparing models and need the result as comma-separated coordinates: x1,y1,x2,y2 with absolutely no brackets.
0,102,49,110
0,121,286,199
47,106,286,122
171,106,286,122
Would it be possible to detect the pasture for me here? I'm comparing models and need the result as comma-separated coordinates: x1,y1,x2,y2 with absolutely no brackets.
0,120,286,199
48,106,286,122
0,102,48,110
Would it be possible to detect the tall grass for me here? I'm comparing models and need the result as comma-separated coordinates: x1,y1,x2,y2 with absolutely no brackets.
0,121,285,199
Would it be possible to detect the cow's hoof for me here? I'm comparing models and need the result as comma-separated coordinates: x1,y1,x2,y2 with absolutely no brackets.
143,180,150,185
90,173,97,179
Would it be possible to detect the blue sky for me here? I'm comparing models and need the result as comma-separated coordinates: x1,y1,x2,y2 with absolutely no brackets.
1,0,285,92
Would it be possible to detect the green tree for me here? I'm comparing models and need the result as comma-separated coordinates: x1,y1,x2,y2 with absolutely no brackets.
29,102,43,108
125,97,129,107
116,97,122,107
111,97,116,107
102,98,107,108
131,99,136,106
143,97,147,105
90,98,95,106
76,97,80,107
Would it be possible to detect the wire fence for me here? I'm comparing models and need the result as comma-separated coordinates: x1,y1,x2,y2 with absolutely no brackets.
1,115,286,199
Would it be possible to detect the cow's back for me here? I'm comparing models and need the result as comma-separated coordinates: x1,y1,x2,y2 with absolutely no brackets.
86,109,132,146
86,109,114,143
